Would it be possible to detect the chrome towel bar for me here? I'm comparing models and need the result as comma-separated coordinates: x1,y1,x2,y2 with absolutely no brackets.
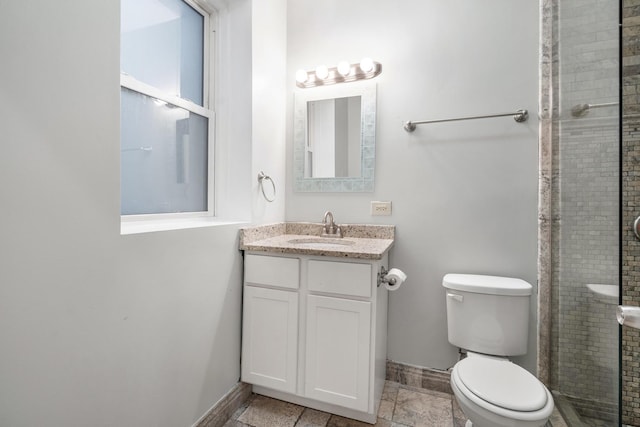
404,109,528,132
570,101,618,118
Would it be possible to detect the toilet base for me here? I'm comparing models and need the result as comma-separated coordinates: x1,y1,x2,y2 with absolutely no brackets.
465,421,472,427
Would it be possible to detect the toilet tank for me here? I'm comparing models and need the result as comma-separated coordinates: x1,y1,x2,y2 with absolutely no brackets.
443,274,532,356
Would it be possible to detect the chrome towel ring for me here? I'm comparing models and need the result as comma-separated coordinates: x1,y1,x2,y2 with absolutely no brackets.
257,171,276,202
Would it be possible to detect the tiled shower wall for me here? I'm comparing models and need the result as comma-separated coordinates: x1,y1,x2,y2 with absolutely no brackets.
623,0,640,425
549,0,620,422
551,119,618,420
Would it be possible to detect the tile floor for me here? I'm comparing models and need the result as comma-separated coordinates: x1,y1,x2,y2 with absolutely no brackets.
223,381,467,427
224,380,570,427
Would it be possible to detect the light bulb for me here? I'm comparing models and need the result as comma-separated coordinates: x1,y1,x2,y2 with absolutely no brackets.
295,69,308,83
315,65,329,80
359,57,374,73
337,61,351,76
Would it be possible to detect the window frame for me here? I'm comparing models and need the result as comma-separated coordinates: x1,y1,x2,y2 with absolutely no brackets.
120,0,216,221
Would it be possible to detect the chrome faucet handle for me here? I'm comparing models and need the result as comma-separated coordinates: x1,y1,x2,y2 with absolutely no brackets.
321,211,341,237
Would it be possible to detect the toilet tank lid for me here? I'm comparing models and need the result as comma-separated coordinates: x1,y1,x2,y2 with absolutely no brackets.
443,274,532,296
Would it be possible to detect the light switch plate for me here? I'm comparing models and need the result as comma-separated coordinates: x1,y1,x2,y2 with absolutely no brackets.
371,201,392,216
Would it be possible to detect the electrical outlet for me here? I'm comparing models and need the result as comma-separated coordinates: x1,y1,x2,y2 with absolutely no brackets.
371,201,392,216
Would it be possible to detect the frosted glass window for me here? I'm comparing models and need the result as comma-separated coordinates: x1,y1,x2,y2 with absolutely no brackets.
121,0,204,106
120,0,212,218
121,88,208,215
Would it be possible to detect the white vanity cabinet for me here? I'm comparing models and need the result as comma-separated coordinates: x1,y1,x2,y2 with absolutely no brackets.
241,255,299,393
241,252,389,424
305,294,372,411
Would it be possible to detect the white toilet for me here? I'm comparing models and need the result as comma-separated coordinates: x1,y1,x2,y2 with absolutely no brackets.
443,274,554,427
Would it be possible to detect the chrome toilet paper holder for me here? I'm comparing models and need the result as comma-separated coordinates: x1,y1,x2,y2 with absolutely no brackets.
378,266,394,287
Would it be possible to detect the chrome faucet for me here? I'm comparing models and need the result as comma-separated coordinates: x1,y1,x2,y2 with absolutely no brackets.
322,211,342,238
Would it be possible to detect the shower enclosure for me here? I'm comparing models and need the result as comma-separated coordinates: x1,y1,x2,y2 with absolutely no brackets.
547,0,622,425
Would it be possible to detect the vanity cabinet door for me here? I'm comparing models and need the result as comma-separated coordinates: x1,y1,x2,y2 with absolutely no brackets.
305,295,371,412
242,286,298,394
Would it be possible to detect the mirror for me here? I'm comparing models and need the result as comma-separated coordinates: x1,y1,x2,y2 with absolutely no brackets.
307,96,361,178
293,82,376,192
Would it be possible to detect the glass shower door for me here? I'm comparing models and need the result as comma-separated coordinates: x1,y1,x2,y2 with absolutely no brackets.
551,0,621,425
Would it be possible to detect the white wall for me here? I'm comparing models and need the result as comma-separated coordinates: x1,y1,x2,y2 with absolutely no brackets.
0,1,284,426
0,0,539,424
251,0,287,222
286,0,540,372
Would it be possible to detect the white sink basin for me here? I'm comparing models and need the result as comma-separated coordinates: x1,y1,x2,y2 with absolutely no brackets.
287,237,356,248
586,283,619,305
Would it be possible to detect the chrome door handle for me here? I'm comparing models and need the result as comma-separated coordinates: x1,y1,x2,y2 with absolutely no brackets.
617,305,640,329
634,216,640,240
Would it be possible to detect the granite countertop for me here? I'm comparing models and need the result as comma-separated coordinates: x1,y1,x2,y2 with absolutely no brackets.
239,222,395,260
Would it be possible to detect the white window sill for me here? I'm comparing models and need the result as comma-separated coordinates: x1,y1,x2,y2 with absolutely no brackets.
120,217,248,235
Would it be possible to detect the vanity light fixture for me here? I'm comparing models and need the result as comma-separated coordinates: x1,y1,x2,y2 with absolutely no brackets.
295,57,382,88
359,57,374,73
315,64,329,80
295,69,309,84
337,61,351,76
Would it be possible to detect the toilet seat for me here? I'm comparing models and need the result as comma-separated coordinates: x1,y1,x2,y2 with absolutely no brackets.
451,357,554,424
456,356,548,412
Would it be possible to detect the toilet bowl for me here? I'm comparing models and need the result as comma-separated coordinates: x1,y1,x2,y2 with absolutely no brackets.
450,353,554,427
